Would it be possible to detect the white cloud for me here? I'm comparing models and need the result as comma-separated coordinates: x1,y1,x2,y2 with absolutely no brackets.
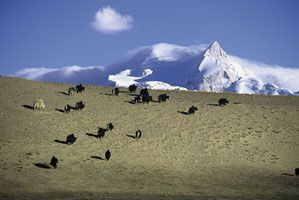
229,55,299,92
91,6,133,34
10,65,106,85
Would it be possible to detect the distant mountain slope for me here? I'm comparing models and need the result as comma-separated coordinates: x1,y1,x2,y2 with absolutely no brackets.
10,42,298,95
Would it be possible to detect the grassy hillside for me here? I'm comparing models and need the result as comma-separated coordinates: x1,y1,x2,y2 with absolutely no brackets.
0,76,299,199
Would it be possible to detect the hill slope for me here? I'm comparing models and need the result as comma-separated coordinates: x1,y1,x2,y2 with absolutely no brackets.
0,76,299,199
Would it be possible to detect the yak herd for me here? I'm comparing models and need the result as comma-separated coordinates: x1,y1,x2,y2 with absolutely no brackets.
29,83,299,177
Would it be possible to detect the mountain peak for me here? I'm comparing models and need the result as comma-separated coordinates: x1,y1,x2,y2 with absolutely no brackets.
204,41,228,60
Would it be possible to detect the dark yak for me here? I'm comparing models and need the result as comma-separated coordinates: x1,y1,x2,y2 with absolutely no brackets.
66,134,77,145
50,156,58,169
129,84,137,93
105,150,111,161
142,94,152,104
97,127,107,139
76,84,85,93
107,123,114,131
218,98,229,106
140,88,149,96
112,87,119,96
188,106,198,114
158,94,170,103
75,101,85,110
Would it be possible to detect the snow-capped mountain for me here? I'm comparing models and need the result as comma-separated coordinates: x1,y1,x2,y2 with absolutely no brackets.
106,41,294,95
10,41,298,95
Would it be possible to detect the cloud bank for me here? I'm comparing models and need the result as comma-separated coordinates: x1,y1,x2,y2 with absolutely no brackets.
91,6,133,34
10,65,107,85
229,55,299,92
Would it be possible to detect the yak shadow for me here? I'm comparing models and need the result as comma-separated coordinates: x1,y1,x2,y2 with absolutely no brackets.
126,93,139,97
104,93,114,96
126,134,136,139
281,173,295,177
177,111,189,115
54,139,67,144
120,91,129,94
55,108,65,113
124,100,136,105
59,91,69,96
91,156,104,160
86,133,98,138
33,163,51,169
207,104,220,106
23,105,34,110
234,102,242,105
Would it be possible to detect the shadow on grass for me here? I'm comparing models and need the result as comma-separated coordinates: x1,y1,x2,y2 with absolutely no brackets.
281,173,295,177
55,108,65,113
91,156,104,160
54,139,67,145
33,163,51,169
177,111,189,115
86,133,98,138
207,104,220,106
126,134,136,139
23,105,34,109
59,91,69,96
124,100,136,105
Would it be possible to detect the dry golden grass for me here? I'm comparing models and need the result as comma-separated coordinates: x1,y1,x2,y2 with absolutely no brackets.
0,76,299,199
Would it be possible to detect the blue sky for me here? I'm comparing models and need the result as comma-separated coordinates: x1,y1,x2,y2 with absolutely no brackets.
0,0,298,75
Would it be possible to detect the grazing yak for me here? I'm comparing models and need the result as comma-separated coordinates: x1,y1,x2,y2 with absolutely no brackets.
129,84,137,93
105,150,111,161
218,98,229,106
76,84,85,93
75,101,85,110
64,104,71,113
295,168,299,177
112,87,119,96
68,87,76,95
33,99,45,110
97,127,107,139
66,134,77,145
107,123,114,131
140,88,149,96
158,94,170,103
50,156,58,169
188,106,198,114
142,94,152,104
134,95,141,104
135,130,142,139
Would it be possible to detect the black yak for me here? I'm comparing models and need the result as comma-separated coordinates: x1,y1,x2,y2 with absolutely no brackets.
142,94,152,104
75,101,85,110
295,168,299,177
129,84,137,93
76,84,85,93
66,134,77,145
140,88,149,96
158,94,170,102
107,123,114,131
135,130,142,139
134,95,141,104
64,104,71,113
68,87,76,95
105,150,111,161
50,156,58,169
112,87,119,96
188,106,198,114
97,127,107,139
218,98,229,106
